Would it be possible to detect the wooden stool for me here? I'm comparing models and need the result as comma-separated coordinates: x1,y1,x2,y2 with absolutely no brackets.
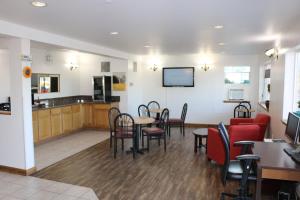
193,128,208,153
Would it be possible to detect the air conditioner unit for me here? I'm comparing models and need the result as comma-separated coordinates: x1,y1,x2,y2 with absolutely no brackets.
228,89,244,100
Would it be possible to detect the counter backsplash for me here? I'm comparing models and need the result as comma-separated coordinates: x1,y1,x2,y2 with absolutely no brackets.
34,95,120,108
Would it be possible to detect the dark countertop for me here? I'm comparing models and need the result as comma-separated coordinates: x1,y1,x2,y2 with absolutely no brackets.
32,100,119,111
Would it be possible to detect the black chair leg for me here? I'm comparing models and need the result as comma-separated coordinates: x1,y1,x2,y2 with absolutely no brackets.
121,139,124,151
183,123,185,136
132,137,136,159
142,132,145,147
110,134,112,148
114,138,117,159
158,138,160,146
147,135,150,152
164,135,166,152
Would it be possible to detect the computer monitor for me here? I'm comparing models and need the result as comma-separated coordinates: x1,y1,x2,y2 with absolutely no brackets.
285,112,300,144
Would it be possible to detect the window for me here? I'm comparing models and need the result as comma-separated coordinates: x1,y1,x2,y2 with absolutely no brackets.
31,73,60,94
283,52,300,120
224,66,250,84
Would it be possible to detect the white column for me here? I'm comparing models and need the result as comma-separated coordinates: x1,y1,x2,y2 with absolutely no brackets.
1,38,35,170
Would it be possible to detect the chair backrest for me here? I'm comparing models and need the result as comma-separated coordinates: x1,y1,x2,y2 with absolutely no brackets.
218,122,231,186
181,103,188,121
159,108,169,130
239,101,251,110
148,101,160,118
108,107,121,133
114,113,135,137
234,104,249,118
147,101,160,109
138,104,150,117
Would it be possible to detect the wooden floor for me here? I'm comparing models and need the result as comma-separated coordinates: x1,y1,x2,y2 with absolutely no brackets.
33,128,240,199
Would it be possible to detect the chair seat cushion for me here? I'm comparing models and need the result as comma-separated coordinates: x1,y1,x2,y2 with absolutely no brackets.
143,127,164,135
115,129,134,138
227,160,256,181
168,118,183,124
228,160,243,174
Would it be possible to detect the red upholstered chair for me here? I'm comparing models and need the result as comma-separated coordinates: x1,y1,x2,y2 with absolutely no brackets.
207,124,260,165
230,113,270,141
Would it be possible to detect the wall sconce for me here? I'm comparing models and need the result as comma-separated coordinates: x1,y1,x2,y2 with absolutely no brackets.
201,64,210,72
66,62,79,71
150,64,159,71
265,48,278,60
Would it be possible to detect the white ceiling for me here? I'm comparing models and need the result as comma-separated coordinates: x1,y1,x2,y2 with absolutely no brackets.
0,0,300,55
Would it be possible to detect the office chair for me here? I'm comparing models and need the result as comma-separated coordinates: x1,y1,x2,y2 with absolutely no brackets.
218,123,260,200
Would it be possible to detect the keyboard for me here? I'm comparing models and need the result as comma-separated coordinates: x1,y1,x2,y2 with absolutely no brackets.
284,148,300,164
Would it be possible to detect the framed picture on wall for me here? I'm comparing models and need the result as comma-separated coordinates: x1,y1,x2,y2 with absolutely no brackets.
112,72,126,91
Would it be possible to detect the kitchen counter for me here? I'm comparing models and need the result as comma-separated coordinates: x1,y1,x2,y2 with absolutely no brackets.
32,100,119,111
0,111,11,115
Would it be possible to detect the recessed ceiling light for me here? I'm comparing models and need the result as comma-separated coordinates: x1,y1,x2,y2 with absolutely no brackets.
31,1,47,7
110,32,119,35
144,45,152,48
214,25,224,29
218,42,226,46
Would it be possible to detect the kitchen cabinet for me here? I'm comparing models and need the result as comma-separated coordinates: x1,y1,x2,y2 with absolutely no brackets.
51,108,62,136
32,102,119,144
32,111,39,143
72,105,82,130
38,109,52,140
62,106,73,133
93,104,111,129
82,104,93,128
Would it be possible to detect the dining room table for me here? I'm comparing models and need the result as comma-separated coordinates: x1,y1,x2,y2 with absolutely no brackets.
149,108,164,120
133,116,155,154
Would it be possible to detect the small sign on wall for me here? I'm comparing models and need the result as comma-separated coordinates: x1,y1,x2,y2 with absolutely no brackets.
23,66,32,78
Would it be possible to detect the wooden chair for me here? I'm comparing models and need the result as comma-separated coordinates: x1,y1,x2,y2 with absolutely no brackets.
168,103,188,136
113,113,136,159
142,108,169,152
108,107,121,148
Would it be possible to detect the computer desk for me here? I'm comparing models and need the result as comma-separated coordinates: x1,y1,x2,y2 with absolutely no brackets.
253,142,300,200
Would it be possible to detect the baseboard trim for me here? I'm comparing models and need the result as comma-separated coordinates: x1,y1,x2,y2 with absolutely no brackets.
0,165,36,176
185,123,218,128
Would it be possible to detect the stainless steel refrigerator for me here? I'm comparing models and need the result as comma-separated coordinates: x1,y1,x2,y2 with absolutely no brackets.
93,76,112,102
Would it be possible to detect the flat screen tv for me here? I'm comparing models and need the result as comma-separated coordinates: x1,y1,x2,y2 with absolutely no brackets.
163,67,194,87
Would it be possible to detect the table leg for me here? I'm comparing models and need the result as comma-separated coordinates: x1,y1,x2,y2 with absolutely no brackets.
199,136,203,148
135,124,146,154
194,135,197,153
255,167,262,200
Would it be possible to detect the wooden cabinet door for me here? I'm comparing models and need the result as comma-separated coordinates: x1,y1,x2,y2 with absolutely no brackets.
93,104,110,129
51,108,62,136
32,111,39,143
72,105,82,131
38,109,52,140
82,104,93,128
62,106,73,133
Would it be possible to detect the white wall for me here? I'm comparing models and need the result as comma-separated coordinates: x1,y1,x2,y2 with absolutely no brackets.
79,52,129,112
129,54,260,124
268,56,286,139
0,50,10,102
31,48,81,99
31,49,129,113
0,38,34,170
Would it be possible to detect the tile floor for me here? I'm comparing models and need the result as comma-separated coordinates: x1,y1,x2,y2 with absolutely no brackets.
0,172,98,200
35,130,109,170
